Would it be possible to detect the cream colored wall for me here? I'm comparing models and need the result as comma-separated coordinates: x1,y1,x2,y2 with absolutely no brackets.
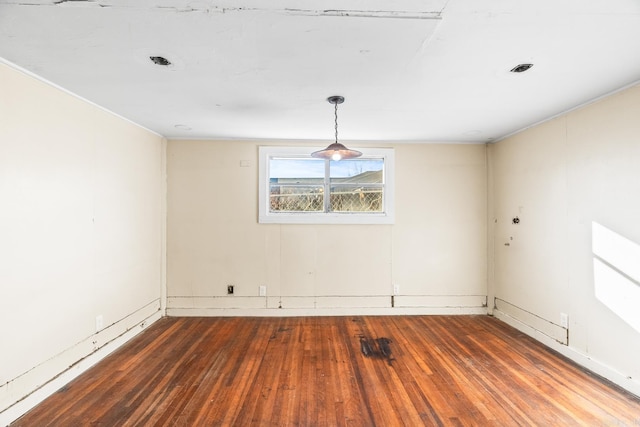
167,141,487,315
490,83,640,395
0,62,165,421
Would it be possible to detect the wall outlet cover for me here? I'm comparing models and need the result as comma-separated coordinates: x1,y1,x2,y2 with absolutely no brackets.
95,315,104,332
560,313,569,328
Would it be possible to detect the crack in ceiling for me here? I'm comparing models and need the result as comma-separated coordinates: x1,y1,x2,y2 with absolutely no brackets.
10,0,443,19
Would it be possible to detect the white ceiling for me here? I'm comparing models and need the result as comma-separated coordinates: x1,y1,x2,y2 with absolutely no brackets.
1,0,640,143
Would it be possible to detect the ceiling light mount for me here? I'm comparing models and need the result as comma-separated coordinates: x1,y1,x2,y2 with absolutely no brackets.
311,96,362,161
327,95,344,105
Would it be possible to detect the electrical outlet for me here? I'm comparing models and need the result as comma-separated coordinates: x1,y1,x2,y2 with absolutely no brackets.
95,315,104,332
393,284,400,295
259,285,267,296
227,285,234,295
560,313,569,328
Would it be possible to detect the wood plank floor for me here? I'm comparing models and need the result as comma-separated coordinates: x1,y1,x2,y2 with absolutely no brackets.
14,316,640,426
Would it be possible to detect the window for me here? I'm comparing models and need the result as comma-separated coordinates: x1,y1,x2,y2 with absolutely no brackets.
259,146,394,224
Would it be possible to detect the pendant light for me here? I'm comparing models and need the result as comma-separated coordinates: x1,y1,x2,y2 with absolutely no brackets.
311,96,362,161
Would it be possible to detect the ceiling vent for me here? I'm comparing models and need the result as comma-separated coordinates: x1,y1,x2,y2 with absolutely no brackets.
510,63,533,73
150,56,171,66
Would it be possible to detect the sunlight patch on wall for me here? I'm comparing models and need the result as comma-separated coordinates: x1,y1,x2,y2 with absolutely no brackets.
592,222,640,333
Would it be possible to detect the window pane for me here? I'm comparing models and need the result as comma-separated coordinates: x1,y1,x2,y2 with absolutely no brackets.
269,185,324,212
330,159,383,184
269,157,325,211
270,158,325,179
330,185,383,212
329,159,384,212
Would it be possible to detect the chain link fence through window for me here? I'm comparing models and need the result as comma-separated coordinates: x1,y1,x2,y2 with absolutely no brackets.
270,186,382,213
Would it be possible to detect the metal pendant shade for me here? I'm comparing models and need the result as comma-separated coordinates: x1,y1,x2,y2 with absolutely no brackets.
312,96,362,161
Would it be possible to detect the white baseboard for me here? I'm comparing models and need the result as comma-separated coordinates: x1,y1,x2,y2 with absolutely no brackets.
166,294,488,317
0,302,162,427
166,306,488,317
494,309,640,398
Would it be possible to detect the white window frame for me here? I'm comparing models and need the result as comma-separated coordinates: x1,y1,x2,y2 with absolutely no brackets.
259,146,395,224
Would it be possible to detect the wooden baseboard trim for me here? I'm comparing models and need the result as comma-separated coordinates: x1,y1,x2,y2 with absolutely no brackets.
494,309,640,398
0,304,162,426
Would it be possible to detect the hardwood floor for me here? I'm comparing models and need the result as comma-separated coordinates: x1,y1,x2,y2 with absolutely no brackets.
14,316,640,426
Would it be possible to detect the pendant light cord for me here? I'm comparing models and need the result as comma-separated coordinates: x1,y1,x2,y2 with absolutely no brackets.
334,101,339,144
